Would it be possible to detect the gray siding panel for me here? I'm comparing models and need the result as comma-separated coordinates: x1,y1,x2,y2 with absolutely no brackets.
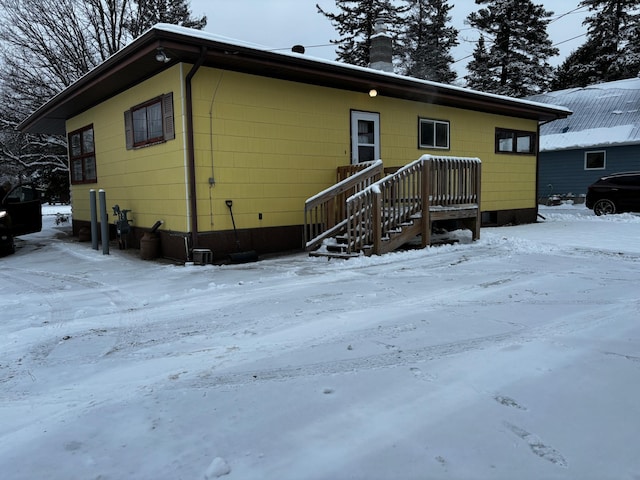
538,145,640,198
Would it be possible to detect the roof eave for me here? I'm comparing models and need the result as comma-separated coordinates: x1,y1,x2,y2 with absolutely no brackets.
18,26,571,134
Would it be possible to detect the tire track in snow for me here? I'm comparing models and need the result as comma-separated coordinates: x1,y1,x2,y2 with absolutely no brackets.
187,329,519,388
182,298,623,390
1,267,148,388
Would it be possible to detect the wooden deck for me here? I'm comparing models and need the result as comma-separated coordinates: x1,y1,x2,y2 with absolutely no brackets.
305,155,481,259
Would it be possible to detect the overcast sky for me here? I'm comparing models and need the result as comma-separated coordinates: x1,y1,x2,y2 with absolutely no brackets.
190,0,589,81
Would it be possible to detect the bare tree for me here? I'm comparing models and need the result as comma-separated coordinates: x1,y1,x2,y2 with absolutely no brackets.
0,0,135,190
0,0,206,196
128,0,206,38
82,0,135,62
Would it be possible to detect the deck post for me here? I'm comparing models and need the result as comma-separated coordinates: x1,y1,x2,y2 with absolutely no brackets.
474,163,482,240
421,159,431,247
326,197,336,230
372,190,383,254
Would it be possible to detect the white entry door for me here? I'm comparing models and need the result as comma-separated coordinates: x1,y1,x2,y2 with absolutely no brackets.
351,111,380,164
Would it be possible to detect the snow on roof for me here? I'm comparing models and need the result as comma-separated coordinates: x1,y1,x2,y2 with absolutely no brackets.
153,23,272,52
152,24,571,116
540,124,637,151
527,77,640,151
18,23,571,134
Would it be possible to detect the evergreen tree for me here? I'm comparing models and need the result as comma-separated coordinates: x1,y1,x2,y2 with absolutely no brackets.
128,0,207,38
626,17,640,76
465,35,497,92
553,0,640,88
399,0,458,83
551,40,601,90
317,0,409,68
465,0,558,97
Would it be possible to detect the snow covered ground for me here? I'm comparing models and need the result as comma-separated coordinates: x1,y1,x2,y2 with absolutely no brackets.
1,203,639,480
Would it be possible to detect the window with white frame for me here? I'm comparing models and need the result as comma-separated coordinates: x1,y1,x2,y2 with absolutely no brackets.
495,128,536,154
419,118,449,149
351,111,380,164
584,150,605,170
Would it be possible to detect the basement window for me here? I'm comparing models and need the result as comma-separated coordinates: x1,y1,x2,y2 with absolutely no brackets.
68,125,97,184
124,93,175,149
495,128,536,154
419,118,449,149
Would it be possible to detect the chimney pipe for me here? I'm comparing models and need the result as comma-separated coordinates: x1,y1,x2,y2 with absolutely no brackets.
369,17,393,73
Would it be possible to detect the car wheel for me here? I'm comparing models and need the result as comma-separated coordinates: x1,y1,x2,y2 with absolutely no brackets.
593,199,616,216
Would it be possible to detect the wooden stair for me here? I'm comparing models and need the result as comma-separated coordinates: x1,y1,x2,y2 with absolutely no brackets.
309,216,420,259
305,155,481,260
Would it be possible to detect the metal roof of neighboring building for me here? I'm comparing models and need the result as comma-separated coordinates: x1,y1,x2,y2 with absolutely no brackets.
527,77,640,151
19,24,570,135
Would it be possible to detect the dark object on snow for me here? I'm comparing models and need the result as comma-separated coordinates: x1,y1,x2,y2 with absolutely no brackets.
0,184,42,256
585,172,640,216
140,232,160,260
112,205,132,249
140,220,163,260
225,200,258,263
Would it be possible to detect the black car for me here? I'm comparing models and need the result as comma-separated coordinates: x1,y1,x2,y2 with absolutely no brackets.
585,172,640,216
1,184,43,255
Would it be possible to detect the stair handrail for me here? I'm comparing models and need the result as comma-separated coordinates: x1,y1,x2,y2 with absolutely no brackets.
345,158,424,253
304,160,384,250
345,155,481,255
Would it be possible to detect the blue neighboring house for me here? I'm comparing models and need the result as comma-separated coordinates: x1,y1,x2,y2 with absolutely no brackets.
527,77,640,202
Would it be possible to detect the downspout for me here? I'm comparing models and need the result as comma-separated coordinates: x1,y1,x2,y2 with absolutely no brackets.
186,46,207,254
536,121,542,219
536,118,557,220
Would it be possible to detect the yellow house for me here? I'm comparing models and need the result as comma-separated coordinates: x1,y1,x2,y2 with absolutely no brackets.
19,24,570,262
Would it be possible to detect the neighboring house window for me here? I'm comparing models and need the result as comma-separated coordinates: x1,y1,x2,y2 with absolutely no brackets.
124,93,175,149
419,118,449,149
68,125,97,184
495,128,536,154
585,150,606,170
351,110,380,163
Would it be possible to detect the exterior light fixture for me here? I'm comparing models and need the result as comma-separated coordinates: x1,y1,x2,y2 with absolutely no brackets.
369,89,378,97
155,47,170,63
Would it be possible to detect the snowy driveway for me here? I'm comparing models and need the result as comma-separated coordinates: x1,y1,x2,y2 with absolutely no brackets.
1,205,639,479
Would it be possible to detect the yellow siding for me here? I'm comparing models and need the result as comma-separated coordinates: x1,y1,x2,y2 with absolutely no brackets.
192,69,539,229
67,62,540,234
66,65,190,232
194,69,537,230
192,69,351,231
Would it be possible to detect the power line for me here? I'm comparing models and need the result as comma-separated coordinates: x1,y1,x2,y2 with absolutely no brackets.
553,33,587,46
268,4,589,68
549,5,589,24
453,4,589,65
269,43,334,52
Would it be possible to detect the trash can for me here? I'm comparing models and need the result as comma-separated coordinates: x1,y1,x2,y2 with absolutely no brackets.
140,232,160,260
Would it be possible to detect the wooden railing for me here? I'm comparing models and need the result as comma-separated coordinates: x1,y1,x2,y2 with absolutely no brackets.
427,156,481,206
304,160,384,251
345,155,481,255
